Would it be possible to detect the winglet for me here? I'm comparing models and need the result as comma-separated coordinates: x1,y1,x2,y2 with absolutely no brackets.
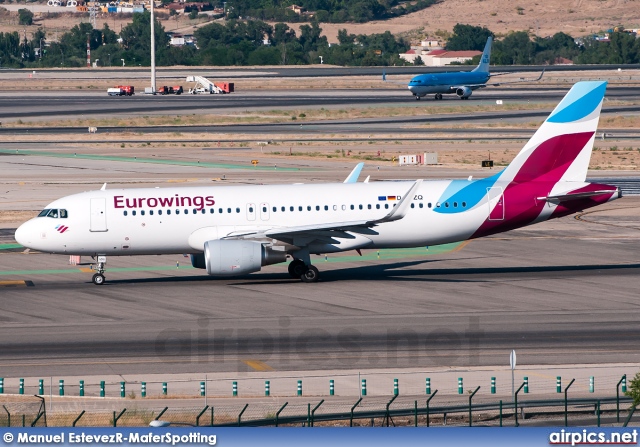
100,183,107,191
344,162,364,183
370,180,422,224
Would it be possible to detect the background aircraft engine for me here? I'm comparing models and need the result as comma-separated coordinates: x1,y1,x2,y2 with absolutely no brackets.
201,240,286,276
456,86,472,98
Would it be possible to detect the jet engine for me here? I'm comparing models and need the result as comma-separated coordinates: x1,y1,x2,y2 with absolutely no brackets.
191,240,286,276
456,86,472,98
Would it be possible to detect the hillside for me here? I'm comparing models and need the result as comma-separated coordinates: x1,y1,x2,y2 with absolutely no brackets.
298,0,640,43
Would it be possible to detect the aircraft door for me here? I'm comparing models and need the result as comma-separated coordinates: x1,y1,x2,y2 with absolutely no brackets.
246,203,256,221
260,202,270,221
487,187,505,221
90,198,108,232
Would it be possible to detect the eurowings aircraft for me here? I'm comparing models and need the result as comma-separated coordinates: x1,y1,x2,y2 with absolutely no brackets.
396,36,543,100
15,81,620,285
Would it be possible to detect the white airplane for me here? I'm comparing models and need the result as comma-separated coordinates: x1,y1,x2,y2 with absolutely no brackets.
15,81,620,285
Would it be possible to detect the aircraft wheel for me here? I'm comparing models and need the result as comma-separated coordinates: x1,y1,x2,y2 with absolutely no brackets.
300,265,319,283
288,259,307,278
415,96,420,100
92,273,105,285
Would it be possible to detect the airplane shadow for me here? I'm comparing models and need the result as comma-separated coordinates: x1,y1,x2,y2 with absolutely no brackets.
102,258,640,286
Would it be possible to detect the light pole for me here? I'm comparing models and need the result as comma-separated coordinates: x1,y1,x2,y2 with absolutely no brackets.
60,49,64,66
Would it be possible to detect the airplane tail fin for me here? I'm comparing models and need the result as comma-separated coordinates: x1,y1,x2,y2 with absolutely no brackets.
501,81,607,184
471,36,492,73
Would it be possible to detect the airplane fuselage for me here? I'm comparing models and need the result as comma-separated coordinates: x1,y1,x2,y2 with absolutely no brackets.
16,177,618,258
408,71,490,97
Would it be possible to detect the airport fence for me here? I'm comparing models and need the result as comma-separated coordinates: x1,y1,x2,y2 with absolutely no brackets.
1,394,637,428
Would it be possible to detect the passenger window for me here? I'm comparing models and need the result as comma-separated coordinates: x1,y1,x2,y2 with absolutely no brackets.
150,210,154,216
411,203,415,208
132,210,137,216
462,202,467,208
141,210,145,216
167,210,171,215
428,203,432,208
249,207,254,212
263,206,267,212
419,203,424,208
281,206,285,212
445,202,449,208
359,205,363,210
307,206,311,211
236,208,240,213
341,205,346,211
290,206,294,212
376,204,380,209
219,208,223,213
316,206,320,211
368,204,372,210
193,209,197,214
201,209,205,214
384,204,389,209
210,209,214,214
324,205,329,211
453,202,458,208
60,209,68,218
350,205,354,210
298,206,303,211
159,210,163,215
273,207,277,212
436,203,440,208
227,208,231,213
124,210,128,216
176,210,180,215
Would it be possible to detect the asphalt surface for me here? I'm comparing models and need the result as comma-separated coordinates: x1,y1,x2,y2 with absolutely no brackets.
0,87,640,135
1,197,639,378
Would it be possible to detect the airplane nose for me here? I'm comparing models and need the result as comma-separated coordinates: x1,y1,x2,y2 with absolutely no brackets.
14,221,33,247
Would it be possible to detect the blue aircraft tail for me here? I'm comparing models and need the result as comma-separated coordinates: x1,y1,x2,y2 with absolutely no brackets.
471,36,492,73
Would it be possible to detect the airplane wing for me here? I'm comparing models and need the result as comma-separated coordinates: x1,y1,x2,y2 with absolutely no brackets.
224,180,422,245
487,70,544,86
344,162,364,183
382,71,410,86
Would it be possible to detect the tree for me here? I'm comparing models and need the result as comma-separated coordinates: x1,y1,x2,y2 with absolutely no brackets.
446,24,493,51
18,9,33,26
413,55,423,65
625,372,640,407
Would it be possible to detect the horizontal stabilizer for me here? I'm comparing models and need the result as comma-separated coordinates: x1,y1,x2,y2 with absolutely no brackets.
538,188,621,202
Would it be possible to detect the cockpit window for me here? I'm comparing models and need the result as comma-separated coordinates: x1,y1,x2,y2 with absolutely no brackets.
38,209,67,218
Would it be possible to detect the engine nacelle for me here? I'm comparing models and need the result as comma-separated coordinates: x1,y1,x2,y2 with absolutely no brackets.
456,86,472,98
199,240,287,276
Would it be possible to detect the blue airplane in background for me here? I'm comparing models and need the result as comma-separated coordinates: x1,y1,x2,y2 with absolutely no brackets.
385,37,543,100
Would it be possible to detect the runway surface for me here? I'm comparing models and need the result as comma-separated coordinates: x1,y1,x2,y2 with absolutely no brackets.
2,86,640,124
0,198,639,378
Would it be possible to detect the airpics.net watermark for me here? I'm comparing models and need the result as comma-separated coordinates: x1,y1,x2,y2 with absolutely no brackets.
549,429,638,446
153,316,483,371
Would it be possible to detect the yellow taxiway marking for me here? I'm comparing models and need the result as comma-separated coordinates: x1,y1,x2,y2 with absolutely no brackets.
79,268,94,273
0,280,29,287
242,360,274,371
451,240,471,252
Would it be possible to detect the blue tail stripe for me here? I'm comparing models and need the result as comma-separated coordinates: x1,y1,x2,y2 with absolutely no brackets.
547,81,607,123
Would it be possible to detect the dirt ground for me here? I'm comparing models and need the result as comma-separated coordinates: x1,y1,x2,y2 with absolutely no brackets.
2,0,639,43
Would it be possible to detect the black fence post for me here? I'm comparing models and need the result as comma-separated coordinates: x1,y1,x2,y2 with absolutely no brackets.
564,378,575,427
275,402,288,427
514,382,525,427
350,398,362,427
426,390,438,427
469,386,480,427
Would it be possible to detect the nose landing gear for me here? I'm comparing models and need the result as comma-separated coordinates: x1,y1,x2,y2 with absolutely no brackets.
92,255,107,285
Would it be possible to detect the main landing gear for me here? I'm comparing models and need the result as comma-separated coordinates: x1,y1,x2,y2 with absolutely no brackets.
288,259,320,283
92,256,107,285
434,93,443,100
